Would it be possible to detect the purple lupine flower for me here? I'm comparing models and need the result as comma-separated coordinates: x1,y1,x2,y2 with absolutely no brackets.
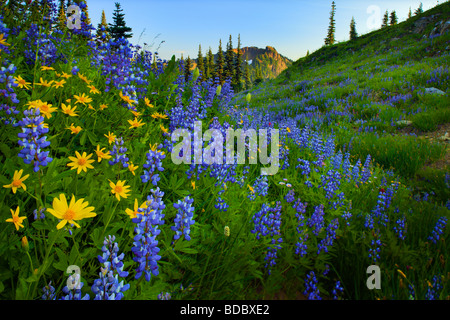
428,216,447,244
16,108,53,172
141,145,165,185
393,216,407,240
304,271,321,300
368,239,382,263
307,204,325,236
171,196,195,241
132,188,165,282
425,275,443,300
332,281,344,300
317,218,339,254
41,282,56,300
285,189,295,203
60,282,90,300
92,235,130,300
108,136,129,168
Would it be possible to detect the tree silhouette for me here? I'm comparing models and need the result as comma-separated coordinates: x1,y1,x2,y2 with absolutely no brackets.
324,1,336,46
108,2,132,41
349,17,357,40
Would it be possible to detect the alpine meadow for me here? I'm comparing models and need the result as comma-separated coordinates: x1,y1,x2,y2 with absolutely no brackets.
0,0,449,303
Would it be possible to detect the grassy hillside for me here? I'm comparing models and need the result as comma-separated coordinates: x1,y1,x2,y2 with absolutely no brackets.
0,0,448,301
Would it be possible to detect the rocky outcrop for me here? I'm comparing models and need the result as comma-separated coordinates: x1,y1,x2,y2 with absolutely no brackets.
235,46,293,80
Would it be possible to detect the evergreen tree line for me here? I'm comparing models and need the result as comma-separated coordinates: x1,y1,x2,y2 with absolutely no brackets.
323,1,425,46
183,34,252,92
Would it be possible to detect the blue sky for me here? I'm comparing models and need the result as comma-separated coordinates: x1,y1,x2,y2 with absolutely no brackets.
87,0,441,61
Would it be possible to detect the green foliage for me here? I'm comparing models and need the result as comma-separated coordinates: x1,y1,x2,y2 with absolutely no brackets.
349,16,357,41
108,2,132,41
324,1,336,46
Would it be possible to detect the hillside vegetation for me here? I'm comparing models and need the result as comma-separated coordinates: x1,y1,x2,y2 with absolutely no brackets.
0,0,448,301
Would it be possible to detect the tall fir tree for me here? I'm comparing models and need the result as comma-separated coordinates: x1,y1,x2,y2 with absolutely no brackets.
81,0,91,25
324,1,336,46
215,39,224,83
224,34,234,81
349,16,357,40
389,11,398,25
306,50,310,56
408,7,412,19
57,3,67,31
96,10,110,42
58,0,65,12
184,56,192,82
108,2,133,41
232,34,243,91
255,65,263,85
196,44,205,81
381,10,389,28
244,60,251,90
207,47,215,80
414,3,423,15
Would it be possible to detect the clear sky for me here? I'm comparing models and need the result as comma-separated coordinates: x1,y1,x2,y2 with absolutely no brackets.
86,0,442,62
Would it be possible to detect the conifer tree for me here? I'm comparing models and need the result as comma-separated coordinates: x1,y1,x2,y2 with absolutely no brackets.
324,1,336,46
349,16,357,40
381,10,389,28
255,65,263,84
244,60,251,90
57,3,67,31
197,44,205,81
306,50,310,56
215,39,224,83
233,34,243,91
58,0,65,12
184,56,192,82
414,3,423,15
206,47,215,80
389,11,398,25
81,0,91,25
108,2,133,41
224,34,234,81
96,10,110,42
408,7,412,19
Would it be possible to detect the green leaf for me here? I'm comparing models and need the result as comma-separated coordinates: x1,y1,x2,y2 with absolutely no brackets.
178,247,199,255
0,143,11,158
53,247,68,272
80,130,87,146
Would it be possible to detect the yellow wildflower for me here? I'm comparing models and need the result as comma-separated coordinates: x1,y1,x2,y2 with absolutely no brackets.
144,97,154,108
128,117,145,129
53,79,66,89
73,93,92,106
67,151,95,174
95,145,112,162
14,75,31,90
105,131,116,145
61,103,78,116
87,85,100,94
35,77,53,87
40,66,55,71
125,198,149,219
151,112,168,120
46,194,96,229
0,33,10,46
119,91,137,106
5,206,26,231
60,72,72,79
128,162,139,176
66,123,82,135
109,180,131,201
3,169,29,194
